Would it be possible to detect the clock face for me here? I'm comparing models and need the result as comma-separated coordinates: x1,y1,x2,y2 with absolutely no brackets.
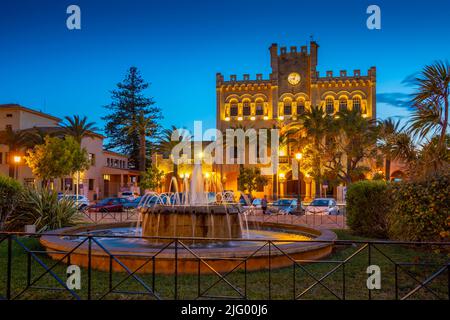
288,72,301,85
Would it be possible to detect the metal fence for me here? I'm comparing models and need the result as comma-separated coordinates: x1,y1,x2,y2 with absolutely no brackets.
250,212,347,229
0,232,448,300
80,209,139,224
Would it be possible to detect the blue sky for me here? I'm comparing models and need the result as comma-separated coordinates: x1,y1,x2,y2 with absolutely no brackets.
0,0,449,133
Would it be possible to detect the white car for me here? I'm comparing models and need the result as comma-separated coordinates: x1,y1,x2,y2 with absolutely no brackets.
305,198,340,215
61,195,90,210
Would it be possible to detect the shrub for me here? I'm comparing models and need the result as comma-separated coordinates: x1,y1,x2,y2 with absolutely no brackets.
346,180,390,238
388,174,450,242
7,187,82,232
0,175,23,230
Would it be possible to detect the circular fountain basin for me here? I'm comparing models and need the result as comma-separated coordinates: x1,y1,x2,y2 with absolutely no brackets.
140,204,243,240
40,221,337,274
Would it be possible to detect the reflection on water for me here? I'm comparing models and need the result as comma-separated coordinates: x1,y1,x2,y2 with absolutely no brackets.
63,227,311,249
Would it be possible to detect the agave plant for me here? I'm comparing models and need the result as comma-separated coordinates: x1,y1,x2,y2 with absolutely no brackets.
7,188,83,232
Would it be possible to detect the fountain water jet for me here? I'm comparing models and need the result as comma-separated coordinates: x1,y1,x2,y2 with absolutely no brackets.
139,162,242,241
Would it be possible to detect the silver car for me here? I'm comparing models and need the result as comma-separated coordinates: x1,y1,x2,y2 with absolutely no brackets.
305,198,340,215
271,198,303,215
61,194,90,211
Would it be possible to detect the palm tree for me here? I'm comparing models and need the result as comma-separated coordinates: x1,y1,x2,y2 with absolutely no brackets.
377,118,402,180
61,115,99,144
0,127,28,177
60,115,98,201
225,123,256,170
25,127,51,147
334,108,378,184
409,60,449,145
299,105,333,195
157,126,191,186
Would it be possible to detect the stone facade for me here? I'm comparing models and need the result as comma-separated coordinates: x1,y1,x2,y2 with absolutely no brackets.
215,42,377,200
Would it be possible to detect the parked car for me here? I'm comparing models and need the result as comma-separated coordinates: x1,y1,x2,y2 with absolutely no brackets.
239,194,253,207
60,194,90,211
270,198,303,214
251,198,262,208
123,197,142,209
119,191,138,201
88,197,127,212
305,198,340,215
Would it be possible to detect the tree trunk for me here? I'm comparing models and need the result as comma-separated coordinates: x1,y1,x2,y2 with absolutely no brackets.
385,157,391,181
139,133,146,172
346,160,352,185
440,94,448,145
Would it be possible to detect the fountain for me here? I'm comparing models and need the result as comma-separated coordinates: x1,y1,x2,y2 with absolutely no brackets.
39,162,337,274
139,163,242,240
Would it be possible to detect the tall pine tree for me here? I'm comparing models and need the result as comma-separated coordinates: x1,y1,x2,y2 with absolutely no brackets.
103,67,162,170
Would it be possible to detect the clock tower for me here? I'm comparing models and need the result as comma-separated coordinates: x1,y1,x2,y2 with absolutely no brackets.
269,42,318,107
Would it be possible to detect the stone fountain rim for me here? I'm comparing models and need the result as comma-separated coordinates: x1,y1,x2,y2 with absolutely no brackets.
39,222,337,259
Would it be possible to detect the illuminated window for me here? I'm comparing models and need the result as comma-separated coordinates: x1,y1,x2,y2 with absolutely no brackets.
296,101,305,115
284,101,292,115
230,103,238,116
243,102,251,116
325,98,334,114
89,153,96,166
353,97,361,112
255,102,264,115
339,98,348,112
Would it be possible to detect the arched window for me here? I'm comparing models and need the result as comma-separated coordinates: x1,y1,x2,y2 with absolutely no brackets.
284,100,292,115
243,101,251,116
339,98,348,112
352,97,361,112
255,101,264,115
230,102,238,116
296,100,305,115
325,98,334,114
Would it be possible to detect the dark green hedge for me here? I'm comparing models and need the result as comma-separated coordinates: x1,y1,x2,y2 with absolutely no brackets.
346,180,390,238
0,175,23,230
388,174,450,241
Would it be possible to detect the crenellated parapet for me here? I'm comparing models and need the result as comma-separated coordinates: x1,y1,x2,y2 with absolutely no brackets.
315,67,376,83
216,72,272,87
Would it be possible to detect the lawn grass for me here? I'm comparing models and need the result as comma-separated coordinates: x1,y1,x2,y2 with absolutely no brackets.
0,229,448,300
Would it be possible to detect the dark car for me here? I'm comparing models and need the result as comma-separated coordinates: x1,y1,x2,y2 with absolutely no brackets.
88,197,127,212
123,197,142,209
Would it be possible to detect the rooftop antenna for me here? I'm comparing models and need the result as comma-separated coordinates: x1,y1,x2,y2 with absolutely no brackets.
309,34,314,42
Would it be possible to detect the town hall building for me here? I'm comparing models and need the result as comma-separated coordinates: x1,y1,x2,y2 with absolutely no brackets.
214,41,377,200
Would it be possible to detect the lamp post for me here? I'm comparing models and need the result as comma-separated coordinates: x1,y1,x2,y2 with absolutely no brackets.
13,155,21,181
295,152,302,213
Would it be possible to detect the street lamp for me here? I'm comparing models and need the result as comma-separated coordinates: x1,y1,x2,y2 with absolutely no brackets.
295,152,302,213
13,155,21,180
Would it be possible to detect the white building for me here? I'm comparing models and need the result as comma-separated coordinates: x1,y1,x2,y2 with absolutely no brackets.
0,104,140,200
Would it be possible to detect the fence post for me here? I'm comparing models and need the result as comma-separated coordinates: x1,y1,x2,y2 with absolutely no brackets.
395,263,398,300
368,243,372,300
88,236,92,300
174,239,178,300
6,235,12,300
342,263,346,300
268,241,271,300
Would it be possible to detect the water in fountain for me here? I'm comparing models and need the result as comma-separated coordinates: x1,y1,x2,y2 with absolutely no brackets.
189,163,206,205
139,162,246,241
